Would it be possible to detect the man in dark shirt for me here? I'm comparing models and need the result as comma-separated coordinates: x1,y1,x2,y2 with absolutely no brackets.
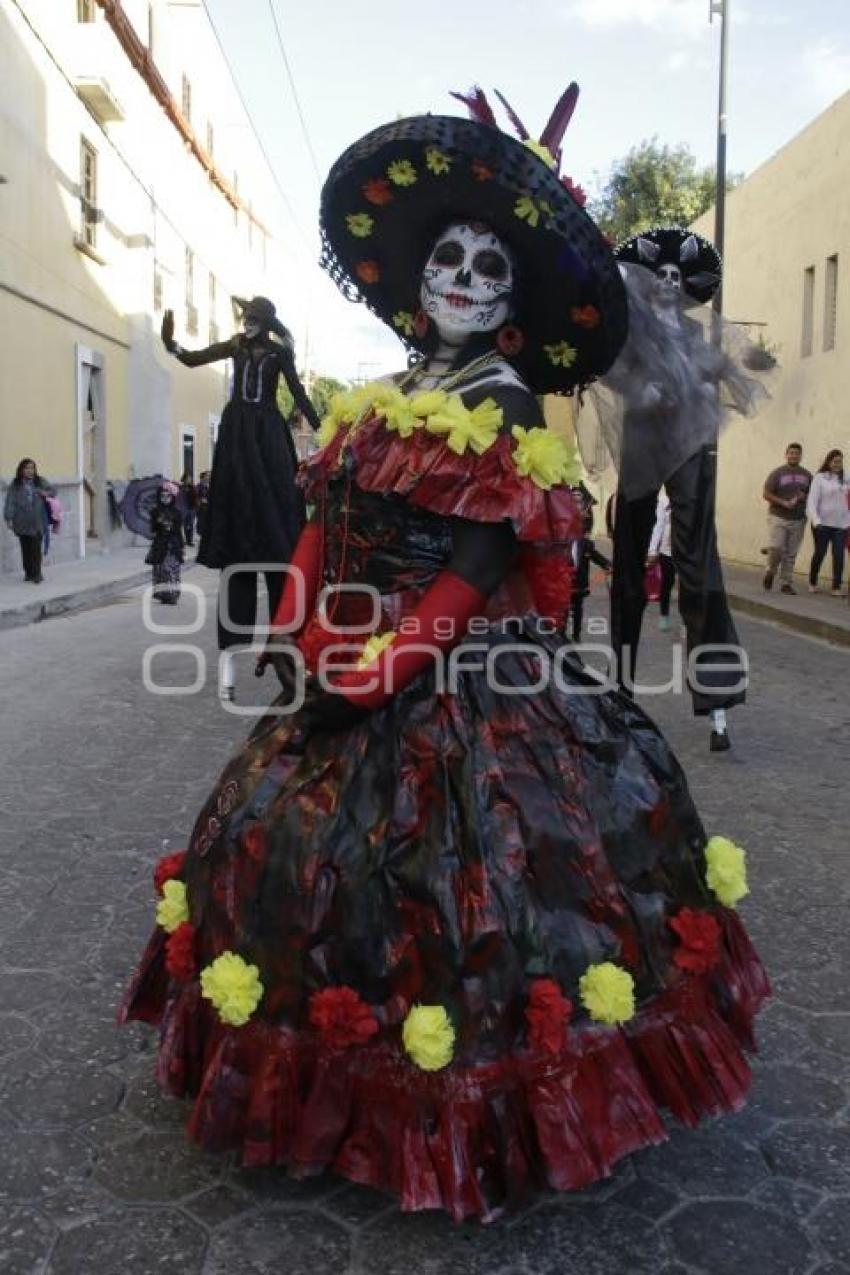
763,443,812,593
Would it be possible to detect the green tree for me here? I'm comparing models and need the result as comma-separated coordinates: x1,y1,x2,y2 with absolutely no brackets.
277,373,349,422
590,139,740,245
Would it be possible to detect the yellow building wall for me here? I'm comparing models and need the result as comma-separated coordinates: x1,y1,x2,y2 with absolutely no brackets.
692,91,850,568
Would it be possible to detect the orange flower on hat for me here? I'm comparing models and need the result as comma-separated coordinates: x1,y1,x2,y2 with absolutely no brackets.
355,260,381,284
363,178,393,206
571,305,601,330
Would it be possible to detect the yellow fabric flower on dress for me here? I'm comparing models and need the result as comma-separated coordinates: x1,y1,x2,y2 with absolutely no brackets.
425,147,451,175
381,394,420,438
317,383,375,445
424,394,503,456
402,1004,455,1071
579,962,635,1025
387,159,417,186
357,631,396,669
511,426,581,490
393,311,415,336
523,139,557,169
543,341,578,369
200,951,264,1027
705,836,749,907
156,879,189,933
408,389,448,417
514,195,541,227
346,213,374,238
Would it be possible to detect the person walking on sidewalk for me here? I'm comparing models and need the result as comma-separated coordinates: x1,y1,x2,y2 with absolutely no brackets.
3,458,55,584
145,482,184,605
806,449,850,595
568,491,611,642
647,490,676,631
178,472,196,547
762,443,811,594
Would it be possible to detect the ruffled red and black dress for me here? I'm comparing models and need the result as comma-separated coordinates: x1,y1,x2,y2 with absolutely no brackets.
121,377,769,1222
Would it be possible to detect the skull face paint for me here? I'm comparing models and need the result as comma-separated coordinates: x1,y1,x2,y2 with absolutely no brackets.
420,222,514,345
657,263,683,291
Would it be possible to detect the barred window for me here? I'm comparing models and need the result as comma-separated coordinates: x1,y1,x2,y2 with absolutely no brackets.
209,274,219,343
206,121,214,160
77,0,96,22
80,138,98,248
153,264,163,313
823,255,838,352
181,74,192,124
801,266,815,358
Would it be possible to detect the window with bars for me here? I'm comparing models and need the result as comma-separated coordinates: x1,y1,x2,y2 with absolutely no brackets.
823,255,838,352
80,138,98,248
147,4,156,52
209,274,219,343
77,0,96,21
206,121,214,160
185,247,197,334
801,266,815,358
153,264,163,313
181,74,192,124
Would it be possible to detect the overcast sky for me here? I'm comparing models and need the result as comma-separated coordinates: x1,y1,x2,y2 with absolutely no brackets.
204,0,850,381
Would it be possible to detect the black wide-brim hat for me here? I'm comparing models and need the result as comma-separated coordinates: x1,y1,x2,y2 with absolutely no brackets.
615,226,722,305
320,115,628,394
234,295,277,326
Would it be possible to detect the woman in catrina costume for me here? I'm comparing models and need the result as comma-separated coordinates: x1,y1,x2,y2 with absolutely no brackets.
122,86,769,1223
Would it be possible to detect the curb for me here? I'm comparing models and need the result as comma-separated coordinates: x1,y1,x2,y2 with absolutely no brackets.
727,589,850,649
0,564,197,634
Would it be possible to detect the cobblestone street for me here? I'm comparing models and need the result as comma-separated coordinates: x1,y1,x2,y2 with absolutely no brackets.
1,570,848,1274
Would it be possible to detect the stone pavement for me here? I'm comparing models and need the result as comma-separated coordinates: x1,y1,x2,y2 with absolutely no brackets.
0,570,848,1274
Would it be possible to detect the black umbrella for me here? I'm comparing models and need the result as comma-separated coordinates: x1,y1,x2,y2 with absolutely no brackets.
119,476,186,538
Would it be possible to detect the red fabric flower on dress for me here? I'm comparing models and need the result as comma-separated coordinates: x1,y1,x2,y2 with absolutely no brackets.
309,986,379,1049
668,908,722,974
165,922,196,982
472,161,493,182
363,178,393,205
153,851,187,896
525,978,573,1055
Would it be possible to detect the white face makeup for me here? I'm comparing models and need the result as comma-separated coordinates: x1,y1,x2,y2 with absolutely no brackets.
243,318,261,339
420,222,514,346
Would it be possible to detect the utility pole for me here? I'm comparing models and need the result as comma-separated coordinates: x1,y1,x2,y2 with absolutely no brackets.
710,0,730,319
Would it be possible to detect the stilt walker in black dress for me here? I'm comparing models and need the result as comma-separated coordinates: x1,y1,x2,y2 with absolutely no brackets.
161,296,320,697
122,92,769,1223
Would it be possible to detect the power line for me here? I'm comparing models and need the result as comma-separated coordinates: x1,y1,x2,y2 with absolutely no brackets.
267,0,323,188
201,0,313,248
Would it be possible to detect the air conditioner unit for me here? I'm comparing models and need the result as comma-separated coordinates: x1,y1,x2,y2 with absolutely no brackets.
75,77,125,123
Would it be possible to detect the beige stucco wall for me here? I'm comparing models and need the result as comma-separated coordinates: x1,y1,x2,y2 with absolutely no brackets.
0,0,288,569
692,91,850,568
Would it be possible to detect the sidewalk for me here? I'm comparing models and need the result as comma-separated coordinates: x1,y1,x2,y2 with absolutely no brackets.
0,544,193,632
723,558,850,648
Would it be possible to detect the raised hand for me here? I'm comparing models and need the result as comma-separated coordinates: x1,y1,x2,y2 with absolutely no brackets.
161,309,176,352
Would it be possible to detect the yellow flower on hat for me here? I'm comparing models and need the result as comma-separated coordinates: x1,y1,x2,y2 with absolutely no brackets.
200,951,264,1027
524,139,557,169
579,962,635,1026
392,311,415,336
424,394,503,456
705,836,749,908
514,195,542,228
346,213,374,238
387,159,417,187
357,631,396,669
543,341,578,369
156,879,189,933
511,426,582,490
402,1004,455,1071
425,147,452,175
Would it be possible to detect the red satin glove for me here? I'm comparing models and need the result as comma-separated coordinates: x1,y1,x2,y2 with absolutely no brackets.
329,569,487,711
